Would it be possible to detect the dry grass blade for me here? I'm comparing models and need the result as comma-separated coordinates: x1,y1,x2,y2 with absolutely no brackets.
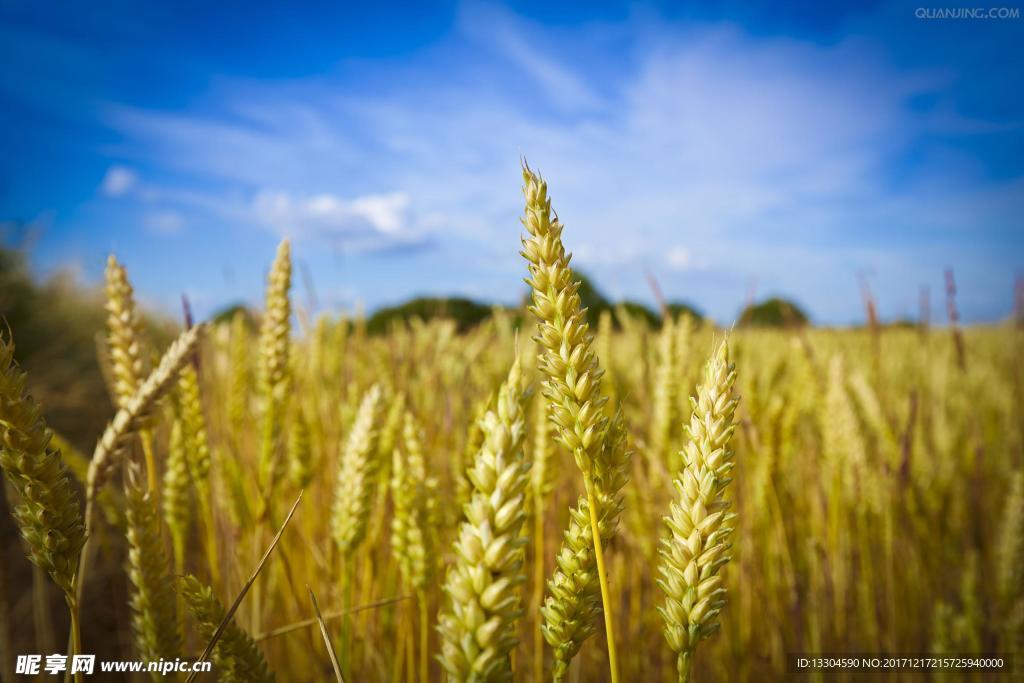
184,490,303,683
308,586,345,683
255,595,411,642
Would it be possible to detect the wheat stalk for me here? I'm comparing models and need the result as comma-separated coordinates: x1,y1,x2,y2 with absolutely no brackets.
437,355,529,682
657,338,738,683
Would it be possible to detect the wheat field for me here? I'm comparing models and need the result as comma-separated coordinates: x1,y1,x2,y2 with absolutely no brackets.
2,168,1022,682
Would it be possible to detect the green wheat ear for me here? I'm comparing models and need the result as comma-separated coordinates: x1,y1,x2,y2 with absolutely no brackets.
0,331,86,600
657,338,739,683
437,354,530,682
179,575,275,683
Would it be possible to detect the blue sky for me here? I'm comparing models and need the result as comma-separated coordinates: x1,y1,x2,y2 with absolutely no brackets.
1,0,1021,324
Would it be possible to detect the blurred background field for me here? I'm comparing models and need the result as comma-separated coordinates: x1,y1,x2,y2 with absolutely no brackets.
1,237,1022,680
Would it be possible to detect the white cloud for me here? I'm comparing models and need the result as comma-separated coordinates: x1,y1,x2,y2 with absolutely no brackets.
665,247,691,271
252,189,415,242
100,165,137,197
143,210,184,234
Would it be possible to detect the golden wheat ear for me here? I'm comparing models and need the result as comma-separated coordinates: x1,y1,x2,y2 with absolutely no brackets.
330,383,384,553
87,324,205,516
657,338,739,683
437,353,529,682
520,163,631,682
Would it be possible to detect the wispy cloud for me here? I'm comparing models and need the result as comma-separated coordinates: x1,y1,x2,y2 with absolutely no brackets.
142,209,184,235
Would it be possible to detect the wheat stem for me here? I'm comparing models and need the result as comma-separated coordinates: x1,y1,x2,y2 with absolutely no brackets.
584,472,618,680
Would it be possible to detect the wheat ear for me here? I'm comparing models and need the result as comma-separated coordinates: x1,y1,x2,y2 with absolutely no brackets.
104,254,148,408
180,575,275,683
77,323,204,617
437,354,529,682
87,324,205,513
651,316,677,464
228,310,253,442
530,388,555,683
125,463,181,674
391,410,438,682
520,164,630,682
331,383,384,553
163,418,192,574
391,410,439,591
257,239,292,502
0,332,87,602
657,338,739,683
287,404,313,490
104,254,160,494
